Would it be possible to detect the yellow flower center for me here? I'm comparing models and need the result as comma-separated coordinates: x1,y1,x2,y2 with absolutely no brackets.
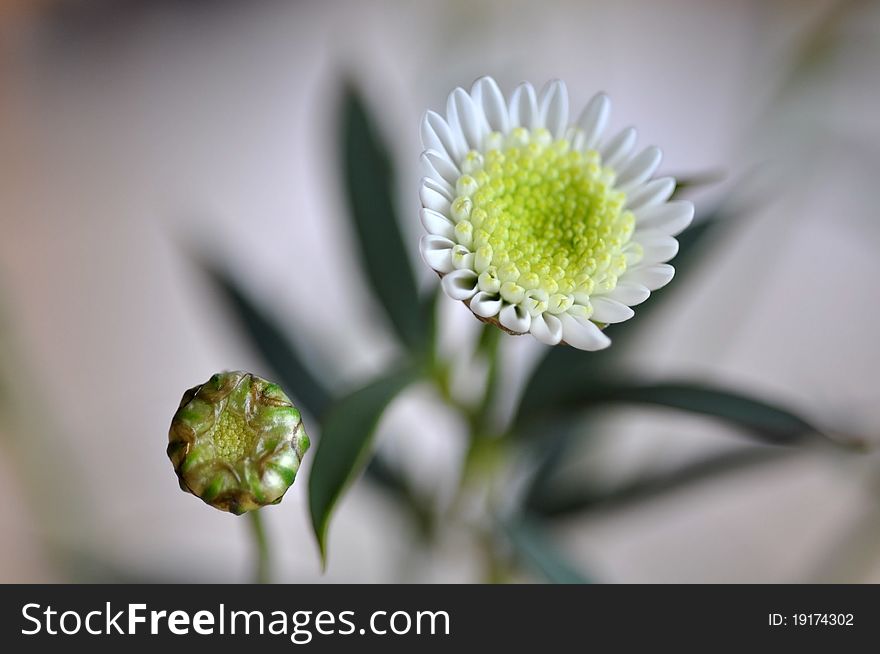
450,127,636,313
212,409,254,463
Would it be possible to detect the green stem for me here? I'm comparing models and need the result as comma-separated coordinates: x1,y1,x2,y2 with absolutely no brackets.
425,287,443,373
483,537,506,583
474,325,502,434
248,509,270,584
427,310,510,582
459,325,504,481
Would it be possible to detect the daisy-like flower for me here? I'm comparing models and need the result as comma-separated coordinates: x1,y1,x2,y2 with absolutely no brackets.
418,77,694,350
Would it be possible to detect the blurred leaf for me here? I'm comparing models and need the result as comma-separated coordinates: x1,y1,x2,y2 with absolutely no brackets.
310,364,421,565
520,417,590,509
524,380,823,446
364,455,410,499
527,447,793,519
365,455,434,539
198,260,333,419
341,84,424,350
669,170,726,199
503,516,589,584
516,212,724,422
345,293,437,507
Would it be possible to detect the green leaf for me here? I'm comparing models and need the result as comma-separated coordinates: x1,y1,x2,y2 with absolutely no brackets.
527,447,792,519
341,84,424,350
364,455,410,499
309,364,421,565
364,455,435,539
524,380,824,446
516,211,724,423
520,417,589,510
197,260,333,419
503,516,590,583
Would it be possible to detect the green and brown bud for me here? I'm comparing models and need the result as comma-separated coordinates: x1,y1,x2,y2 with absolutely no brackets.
168,371,309,515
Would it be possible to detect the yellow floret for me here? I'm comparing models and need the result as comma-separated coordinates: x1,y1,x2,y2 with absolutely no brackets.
450,129,632,299
212,410,254,462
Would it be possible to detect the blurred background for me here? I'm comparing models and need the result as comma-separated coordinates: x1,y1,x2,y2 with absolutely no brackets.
2,0,880,583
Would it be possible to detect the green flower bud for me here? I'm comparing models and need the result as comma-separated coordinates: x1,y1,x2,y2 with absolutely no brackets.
168,371,309,515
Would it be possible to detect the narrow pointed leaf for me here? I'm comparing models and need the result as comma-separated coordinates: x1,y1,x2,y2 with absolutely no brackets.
365,455,434,539
364,455,410,498
521,417,590,510
197,260,333,419
310,364,421,565
527,447,792,519
524,380,824,446
503,516,590,584
341,84,424,349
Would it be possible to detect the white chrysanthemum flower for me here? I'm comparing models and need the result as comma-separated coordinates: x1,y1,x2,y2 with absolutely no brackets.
418,77,694,351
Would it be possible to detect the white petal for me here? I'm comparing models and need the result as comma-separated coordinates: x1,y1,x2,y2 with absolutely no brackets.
605,281,650,306
421,110,464,162
529,312,563,345
636,231,680,264
625,264,675,291
560,313,611,351
623,240,645,266
539,80,569,138
568,126,586,151
616,146,662,192
448,87,489,152
441,269,479,301
499,303,531,333
452,249,475,271
471,76,509,134
419,235,455,274
576,92,610,150
421,174,454,200
421,149,459,186
419,181,451,214
626,177,675,211
419,208,455,240
470,292,502,318
601,127,637,170
509,82,538,129
635,201,694,236
591,296,635,323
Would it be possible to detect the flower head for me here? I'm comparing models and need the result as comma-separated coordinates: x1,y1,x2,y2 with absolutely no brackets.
168,371,310,514
418,77,693,350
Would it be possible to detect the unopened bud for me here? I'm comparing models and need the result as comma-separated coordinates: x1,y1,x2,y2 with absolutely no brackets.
168,371,309,515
